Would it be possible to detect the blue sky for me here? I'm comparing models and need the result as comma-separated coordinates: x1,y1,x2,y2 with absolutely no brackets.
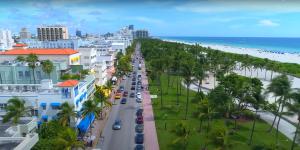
1,0,300,37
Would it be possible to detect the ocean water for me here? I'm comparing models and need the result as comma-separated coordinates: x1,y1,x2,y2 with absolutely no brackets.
159,36,300,53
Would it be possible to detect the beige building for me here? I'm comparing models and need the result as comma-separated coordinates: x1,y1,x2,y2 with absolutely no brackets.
37,25,68,41
19,28,31,39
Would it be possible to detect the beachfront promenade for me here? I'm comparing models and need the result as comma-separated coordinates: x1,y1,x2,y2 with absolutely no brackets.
184,71,297,141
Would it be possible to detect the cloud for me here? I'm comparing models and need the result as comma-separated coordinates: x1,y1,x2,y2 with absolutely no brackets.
258,19,279,27
175,0,300,13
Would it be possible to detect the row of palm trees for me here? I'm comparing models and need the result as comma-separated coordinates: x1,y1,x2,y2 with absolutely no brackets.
2,81,113,149
139,39,300,149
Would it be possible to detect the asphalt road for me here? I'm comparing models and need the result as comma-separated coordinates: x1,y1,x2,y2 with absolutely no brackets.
97,47,142,150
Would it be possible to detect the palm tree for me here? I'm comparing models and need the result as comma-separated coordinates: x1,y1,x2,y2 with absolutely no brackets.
150,58,165,109
266,75,291,133
181,56,195,120
41,60,54,79
55,128,84,150
194,62,206,93
26,53,39,84
172,50,183,105
57,102,77,127
81,100,101,136
2,97,31,124
287,90,300,150
172,122,190,150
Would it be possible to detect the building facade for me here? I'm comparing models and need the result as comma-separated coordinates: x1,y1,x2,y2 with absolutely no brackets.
134,30,149,39
19,28,31,39
19,38,85,50
78,47,97,70
0,29,14,51
37,25,69,41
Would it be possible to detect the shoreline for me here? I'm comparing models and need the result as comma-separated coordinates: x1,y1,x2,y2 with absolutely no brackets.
161,38,300,64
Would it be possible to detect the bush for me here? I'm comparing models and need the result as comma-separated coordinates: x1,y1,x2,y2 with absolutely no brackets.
241,110,256,120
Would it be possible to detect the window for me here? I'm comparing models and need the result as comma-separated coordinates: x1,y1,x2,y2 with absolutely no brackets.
18,71,23,78
25,71,30,77
42,105,46,110
52,106,60,110
0,103,7,111
36,71,42,79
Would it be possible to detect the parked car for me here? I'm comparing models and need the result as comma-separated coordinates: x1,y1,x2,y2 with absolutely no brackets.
136,98,142,103
136,92,142,99
115,93,121,99
131,86,136,90
135,134,144,144
135,145,144,150
119,86,125,91
120,98,127,104
136,116,144,124
135,124,144,133
132,82,136,85
112,120,122,130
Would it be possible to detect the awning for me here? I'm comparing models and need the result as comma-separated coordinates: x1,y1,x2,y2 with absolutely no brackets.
40,103,46,107
51,102,61,107
77,113,95,133
42,115,48,120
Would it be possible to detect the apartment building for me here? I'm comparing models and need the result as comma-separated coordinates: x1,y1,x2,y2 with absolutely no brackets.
37,25,68,41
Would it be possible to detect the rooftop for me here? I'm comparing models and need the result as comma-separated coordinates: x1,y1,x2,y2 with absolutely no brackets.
57,80,79,87
1,48,78,55
13,43,27,47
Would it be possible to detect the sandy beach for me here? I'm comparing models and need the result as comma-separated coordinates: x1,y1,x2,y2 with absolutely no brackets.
164,39,300,64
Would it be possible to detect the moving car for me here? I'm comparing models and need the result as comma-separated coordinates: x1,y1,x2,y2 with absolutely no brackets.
136,98,142,103
130,92,135,98
132,82,136,85
112,120,122,130
115,93,121,99
135,134,144,144
119,86,125,91
135,124,144,133
123,91,128,97
120,98,127,104
131,86,136,90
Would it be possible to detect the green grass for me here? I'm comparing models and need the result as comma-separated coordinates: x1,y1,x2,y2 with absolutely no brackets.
149,74,300,150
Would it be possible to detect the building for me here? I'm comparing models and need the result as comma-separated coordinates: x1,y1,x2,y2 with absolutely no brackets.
19,38,87,50
0,29,14,51
37,25,69,41
19,28,31,39
134,30,149,39
78,47,97,70
0,75,96,130
0,117,39,150
0,48,81,66
76,30,82,38
94,60,107,85
0,61,67,84
128,25,134,30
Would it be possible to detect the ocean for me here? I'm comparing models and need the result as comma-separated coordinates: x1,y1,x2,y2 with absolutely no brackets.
159,36,300,53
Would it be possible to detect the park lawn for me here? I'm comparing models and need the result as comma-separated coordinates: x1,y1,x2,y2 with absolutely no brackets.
149,73,300,150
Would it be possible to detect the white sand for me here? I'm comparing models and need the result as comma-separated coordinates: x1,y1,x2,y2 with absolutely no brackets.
164,39,300,64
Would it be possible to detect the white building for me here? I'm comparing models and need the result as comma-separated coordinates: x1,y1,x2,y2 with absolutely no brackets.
0,29,14,52
0,48,81,66
78,47,97,70
94,60,108,85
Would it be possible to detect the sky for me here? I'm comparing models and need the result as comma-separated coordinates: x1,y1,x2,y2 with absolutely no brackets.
1,0,300,37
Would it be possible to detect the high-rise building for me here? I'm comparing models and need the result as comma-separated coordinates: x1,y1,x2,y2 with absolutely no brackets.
19,28,31,39
129,25,134,30
134,30,149,39
0,29,14,51
76,30,82,37
37,25,69,41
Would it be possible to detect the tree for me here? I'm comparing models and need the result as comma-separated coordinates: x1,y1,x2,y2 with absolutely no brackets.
81,100,101,137
194,61,207,93
287,90,300,150
41,60,54,79
181,55,195,120
150,58,165,109
2,97,30,124
57,102,77,127
26,53,39,84
55,128,84,150
209,126,232,150
266,75,291,133
172,122,190,150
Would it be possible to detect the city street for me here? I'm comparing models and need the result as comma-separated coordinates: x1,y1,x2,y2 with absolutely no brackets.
97,46,143,150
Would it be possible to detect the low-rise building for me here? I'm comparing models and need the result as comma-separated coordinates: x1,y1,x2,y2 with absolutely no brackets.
78,47,97,71
0,29,14,52
0,48,81,66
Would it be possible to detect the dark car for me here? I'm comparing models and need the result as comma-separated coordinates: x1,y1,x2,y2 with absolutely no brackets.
135,124,144,133
135,134,144,144
130,92,135,98
132,78,136,82
120,98,127,104
131,86,136,90
119,86,125,91
132,82,136,85
112,120,122,130
136,116,143,124
136,109,143,116
135,145,144,150
137,81,141,85
123,91,128,97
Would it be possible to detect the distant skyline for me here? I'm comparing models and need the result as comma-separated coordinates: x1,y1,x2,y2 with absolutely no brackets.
1,0,300,37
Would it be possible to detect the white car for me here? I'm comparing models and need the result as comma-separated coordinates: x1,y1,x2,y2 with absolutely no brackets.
136,92,142,99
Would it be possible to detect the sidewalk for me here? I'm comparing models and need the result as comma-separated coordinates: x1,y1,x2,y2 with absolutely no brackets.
141,59,160,150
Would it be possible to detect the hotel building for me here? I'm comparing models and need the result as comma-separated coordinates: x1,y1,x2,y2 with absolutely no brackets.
37,25,69,41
